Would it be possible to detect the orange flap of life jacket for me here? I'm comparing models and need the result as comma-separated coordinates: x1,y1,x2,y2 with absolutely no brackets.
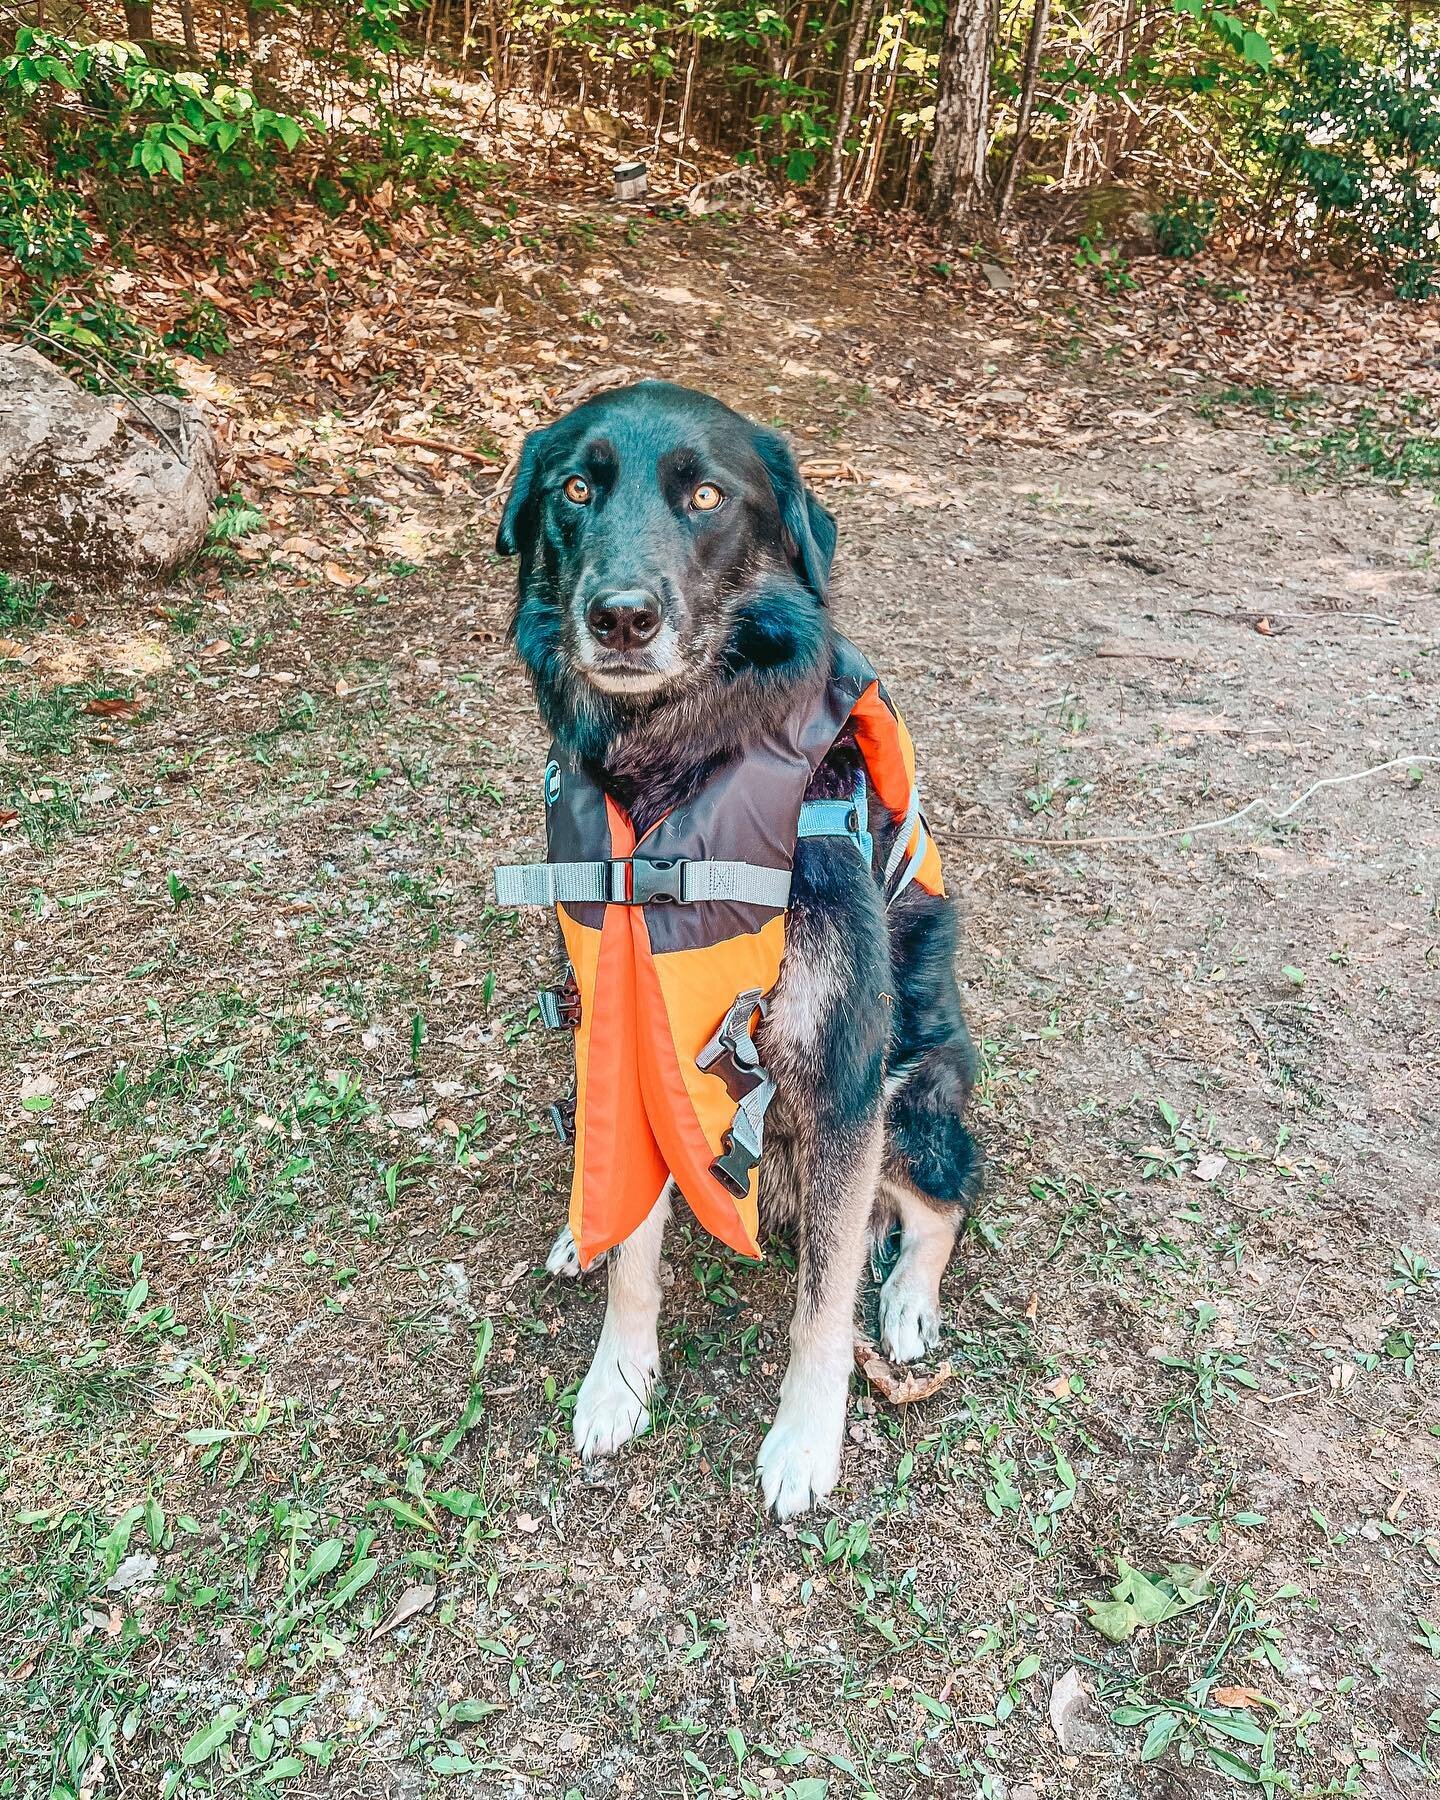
559,799,778,1269
849,680,945,896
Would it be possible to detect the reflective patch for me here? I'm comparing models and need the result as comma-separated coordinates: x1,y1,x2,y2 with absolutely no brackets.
544,760,562,806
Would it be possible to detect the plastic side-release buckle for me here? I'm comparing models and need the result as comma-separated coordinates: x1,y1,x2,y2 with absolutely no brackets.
696,987,768,1100
711,1134,757,1198
537,968,581,1031
626,857,689,905
699,989,776,1197
549,1089,576,1144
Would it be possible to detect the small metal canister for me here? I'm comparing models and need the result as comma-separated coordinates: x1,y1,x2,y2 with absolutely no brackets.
613,160,647,203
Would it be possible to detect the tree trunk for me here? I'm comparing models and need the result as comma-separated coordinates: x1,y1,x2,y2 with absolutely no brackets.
178,0,200,56
928,0,995,227
822,0,877,218
995,0,1050,220
123,0,155,40
245,0,280,103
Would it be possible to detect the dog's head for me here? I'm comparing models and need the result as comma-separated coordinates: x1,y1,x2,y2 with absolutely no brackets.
498,382,835,728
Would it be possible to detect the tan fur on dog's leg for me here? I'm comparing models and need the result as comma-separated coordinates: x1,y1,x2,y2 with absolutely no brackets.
877,1179,960,1363
758,1119,881,1519
574,1185,671,1458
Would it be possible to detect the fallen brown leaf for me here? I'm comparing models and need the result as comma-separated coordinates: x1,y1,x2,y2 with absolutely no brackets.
1212,1686,1271,1710
324,561,364,588
854,1336,954,1403
84,698,139,718
372,1582,435,1641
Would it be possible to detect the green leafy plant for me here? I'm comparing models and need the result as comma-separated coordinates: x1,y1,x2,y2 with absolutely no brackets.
1075,231,1137,294
1087,1558,1213,1644
0,572,55,630
1154,194,1217,258
1264,25,1440,298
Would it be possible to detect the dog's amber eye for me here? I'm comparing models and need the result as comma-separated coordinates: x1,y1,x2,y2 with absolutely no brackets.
691,482,724,512
563,475,591,504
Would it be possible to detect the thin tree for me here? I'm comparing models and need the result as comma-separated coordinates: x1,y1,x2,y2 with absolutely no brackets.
822,0,878,218
995,0,1051,219
928,0,996,226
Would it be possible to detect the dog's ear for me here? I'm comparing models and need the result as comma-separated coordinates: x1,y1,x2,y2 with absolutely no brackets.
755,427,837,603
496,427,550,557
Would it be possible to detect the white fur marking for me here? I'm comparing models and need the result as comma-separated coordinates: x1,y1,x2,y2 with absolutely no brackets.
573,1187,670,1461
757,1356,849,1519
546,1223,584,1278
765,925,844,1051
877,1185,956,1364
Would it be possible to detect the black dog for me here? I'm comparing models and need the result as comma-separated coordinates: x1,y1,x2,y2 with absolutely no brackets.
499,381,981,1517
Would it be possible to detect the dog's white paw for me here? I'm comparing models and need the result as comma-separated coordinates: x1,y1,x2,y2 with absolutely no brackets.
757,1404,843,1519
877,1270,941,1364
547,1224,606,1279
574,1348,656,1459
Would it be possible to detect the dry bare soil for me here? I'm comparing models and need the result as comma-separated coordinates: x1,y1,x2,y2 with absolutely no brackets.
3,203,1439,1800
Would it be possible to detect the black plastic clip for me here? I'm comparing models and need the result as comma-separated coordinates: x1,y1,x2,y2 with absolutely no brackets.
695,988,768,1101
537,970,581,1031
711,1130,758,1198
549,1089,576,1144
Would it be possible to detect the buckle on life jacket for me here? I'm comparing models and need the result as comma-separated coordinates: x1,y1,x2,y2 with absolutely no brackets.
537,969,581,1031
622,857,689,905
698,989,776,1197
549,1088,576,1144
696,987,769,1100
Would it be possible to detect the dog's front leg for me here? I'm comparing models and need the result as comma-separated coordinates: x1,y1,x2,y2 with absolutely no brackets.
573,1184,671,1459
757,1114,882,1519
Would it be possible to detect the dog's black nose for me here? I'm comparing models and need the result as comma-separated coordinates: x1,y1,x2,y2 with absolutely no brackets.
586,591,661,651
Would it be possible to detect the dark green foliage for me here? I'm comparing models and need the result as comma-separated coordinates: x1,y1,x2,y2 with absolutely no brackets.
1154,195,1217,258
0,572,56,630
1266,26,1440,298
0,165,92,286
163,298,230,358
0,28,308,382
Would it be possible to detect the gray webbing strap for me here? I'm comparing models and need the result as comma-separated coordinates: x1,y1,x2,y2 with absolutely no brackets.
886,820,930,905
729,1073,775,1163
883,783,922,889
493,858,792,910
494,862,610,906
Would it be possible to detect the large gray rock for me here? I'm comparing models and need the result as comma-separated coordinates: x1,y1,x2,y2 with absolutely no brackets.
0,344,219,584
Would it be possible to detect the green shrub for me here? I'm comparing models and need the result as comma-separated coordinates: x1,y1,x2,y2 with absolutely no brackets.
1154,195,1217,258
1266,28,1440,299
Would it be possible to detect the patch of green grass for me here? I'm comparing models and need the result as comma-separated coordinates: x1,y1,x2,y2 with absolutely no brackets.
0,571,55,629
1199,384,1440,488
1197,382,1317,423
0,685,84,758
1,775,84,849
1296,411,1440,485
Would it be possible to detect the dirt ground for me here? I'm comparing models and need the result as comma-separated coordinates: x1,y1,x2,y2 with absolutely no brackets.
3,204,1439,1800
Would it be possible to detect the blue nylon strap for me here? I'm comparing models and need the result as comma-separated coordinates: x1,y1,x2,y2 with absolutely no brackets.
797,774,874,866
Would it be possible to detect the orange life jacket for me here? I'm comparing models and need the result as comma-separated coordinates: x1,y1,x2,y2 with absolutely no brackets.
493,637,943,1269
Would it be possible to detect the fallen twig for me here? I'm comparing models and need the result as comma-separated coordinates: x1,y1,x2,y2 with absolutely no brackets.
964,753,1440,850
382,431,502,467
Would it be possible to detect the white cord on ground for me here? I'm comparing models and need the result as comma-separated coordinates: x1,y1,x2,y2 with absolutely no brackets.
967,754,1440,850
